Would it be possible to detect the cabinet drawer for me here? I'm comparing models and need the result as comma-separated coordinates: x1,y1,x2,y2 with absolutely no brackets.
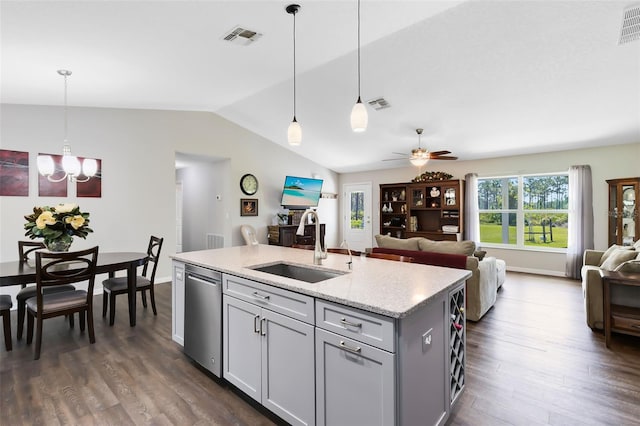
316,300,395,352
223,274,314,325
612,315,640,335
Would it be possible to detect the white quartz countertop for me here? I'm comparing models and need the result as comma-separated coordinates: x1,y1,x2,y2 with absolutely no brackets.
171,244,471,318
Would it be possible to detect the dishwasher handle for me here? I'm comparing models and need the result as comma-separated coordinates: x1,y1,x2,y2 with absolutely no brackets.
187,273,220,286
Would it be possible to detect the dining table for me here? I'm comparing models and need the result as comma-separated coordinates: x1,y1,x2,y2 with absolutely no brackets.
0,251,148,327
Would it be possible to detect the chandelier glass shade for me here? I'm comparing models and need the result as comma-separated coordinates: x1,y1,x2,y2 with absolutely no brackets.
37,69,97,183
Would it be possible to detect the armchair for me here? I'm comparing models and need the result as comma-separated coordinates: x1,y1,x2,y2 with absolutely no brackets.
581,242,640,330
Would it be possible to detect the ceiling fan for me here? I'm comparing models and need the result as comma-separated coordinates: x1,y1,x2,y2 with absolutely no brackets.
383,128,457,166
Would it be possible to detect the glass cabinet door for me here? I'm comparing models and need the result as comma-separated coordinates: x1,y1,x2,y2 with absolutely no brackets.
621,184,636,246
608,178,639,246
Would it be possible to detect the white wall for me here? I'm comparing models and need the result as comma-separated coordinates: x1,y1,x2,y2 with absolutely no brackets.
0,104,340,300
339,143,640,276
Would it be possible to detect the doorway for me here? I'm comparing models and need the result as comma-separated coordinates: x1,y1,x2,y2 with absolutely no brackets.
342,182,372,252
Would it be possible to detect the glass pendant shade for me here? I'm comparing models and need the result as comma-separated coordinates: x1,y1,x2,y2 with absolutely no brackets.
409,157,429,167
62,154,82,176
37,155,55,176
288,118,302,146
350,98,368,132
82,158,98,177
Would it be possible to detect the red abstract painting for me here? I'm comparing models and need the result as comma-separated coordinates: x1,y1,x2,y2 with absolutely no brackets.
0,149,29,196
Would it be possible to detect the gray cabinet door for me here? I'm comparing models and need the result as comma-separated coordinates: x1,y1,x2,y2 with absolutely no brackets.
223,295,262,402
172,261,185,346
261,309,315,426
315,328,395,426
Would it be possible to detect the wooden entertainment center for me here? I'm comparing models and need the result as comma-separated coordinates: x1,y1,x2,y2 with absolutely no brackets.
380,179,464,241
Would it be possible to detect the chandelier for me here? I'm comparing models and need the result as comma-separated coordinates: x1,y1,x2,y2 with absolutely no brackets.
37,70,97,182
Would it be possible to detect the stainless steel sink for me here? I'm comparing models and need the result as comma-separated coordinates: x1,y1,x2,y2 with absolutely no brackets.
250,262,346,283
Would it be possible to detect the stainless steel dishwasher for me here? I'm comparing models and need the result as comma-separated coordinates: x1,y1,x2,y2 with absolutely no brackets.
184,264,222,377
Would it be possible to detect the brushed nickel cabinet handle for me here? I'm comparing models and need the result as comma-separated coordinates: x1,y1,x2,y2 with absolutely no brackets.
339,340,362,353
253,292,270,301
340,317,362,328
260,318,267,336
254,315,260,333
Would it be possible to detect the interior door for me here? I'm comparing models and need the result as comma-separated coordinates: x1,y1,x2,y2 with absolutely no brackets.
343,183,372,252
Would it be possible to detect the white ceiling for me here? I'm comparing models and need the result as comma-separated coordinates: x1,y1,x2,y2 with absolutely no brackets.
2,1,639,173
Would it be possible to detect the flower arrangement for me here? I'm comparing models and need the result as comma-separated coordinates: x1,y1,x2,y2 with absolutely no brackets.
24,203,93,251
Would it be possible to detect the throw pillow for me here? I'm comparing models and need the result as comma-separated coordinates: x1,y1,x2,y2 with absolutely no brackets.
600,249,639,271
374,234,421,251
599,244,634,266
418,238,476,256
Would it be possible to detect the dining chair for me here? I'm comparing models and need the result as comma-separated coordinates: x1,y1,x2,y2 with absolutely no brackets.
1,295,12,351
26,246,99,360
102,236,163,326
16,241,76,340
367,252,414,263
240,225,259,246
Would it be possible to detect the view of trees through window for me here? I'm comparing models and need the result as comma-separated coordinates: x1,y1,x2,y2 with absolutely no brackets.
478,174,569,249
350,191,364,229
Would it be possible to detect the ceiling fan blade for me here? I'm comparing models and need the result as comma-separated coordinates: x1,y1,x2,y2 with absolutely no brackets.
429,150,451,156
430,155,458,160
391,152,406,156
382,157,408,161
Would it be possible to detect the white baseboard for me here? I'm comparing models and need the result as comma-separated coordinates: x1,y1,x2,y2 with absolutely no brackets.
506,265,568,278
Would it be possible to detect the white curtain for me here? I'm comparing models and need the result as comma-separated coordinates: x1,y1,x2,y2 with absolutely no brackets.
465,173,481,246
566,165,594,279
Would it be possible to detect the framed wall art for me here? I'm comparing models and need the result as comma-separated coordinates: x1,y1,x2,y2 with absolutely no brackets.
240,198,258,216
0,149,29,196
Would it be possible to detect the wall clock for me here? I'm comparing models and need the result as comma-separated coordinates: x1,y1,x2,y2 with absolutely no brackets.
240,173,258,195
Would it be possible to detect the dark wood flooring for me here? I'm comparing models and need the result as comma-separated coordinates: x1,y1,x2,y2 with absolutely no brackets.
1,273,639,425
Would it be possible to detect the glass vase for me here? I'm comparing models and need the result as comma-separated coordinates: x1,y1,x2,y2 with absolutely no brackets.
44,239,72,252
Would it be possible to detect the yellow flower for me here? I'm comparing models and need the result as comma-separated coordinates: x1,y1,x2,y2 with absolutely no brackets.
65,215,86,230
54,203,77,214
36,211,56,229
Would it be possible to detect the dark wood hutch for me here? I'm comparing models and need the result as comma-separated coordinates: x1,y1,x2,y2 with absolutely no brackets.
380,179,464,241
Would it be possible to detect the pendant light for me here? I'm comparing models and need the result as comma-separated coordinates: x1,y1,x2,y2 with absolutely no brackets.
350,0,368,132
286,4,302,146
37,70,97,182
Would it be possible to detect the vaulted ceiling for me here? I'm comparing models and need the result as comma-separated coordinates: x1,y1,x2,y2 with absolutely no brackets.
2,1,639,173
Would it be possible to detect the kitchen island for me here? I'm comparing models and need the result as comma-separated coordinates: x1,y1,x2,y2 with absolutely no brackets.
171,244,471,426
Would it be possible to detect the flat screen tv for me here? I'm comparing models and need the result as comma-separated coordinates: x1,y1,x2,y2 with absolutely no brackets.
280,175,323,209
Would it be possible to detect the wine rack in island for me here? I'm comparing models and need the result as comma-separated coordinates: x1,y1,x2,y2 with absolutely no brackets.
380,179,464,241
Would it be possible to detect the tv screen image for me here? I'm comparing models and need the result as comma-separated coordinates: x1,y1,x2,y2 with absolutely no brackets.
280,176,323,209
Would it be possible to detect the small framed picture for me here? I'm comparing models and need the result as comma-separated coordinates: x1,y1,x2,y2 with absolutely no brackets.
241,198,258,216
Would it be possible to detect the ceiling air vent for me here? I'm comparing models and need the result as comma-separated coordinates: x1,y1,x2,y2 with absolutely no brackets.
367,97,391,111
619,5,640,44
221,26,262,46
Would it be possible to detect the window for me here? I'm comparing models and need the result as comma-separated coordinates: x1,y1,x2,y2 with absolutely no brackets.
350,191,365,229
477,174,568,250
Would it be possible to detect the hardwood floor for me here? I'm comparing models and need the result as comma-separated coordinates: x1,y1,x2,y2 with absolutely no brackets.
449,272,640,426
1,274,639,425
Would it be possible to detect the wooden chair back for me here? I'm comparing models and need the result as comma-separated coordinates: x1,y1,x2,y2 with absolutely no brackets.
35,247,99,295
142,236,164,285
19,240,45,262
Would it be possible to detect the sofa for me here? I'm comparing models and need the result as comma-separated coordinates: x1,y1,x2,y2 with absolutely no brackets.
581,240,640,330
372,234,505,321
